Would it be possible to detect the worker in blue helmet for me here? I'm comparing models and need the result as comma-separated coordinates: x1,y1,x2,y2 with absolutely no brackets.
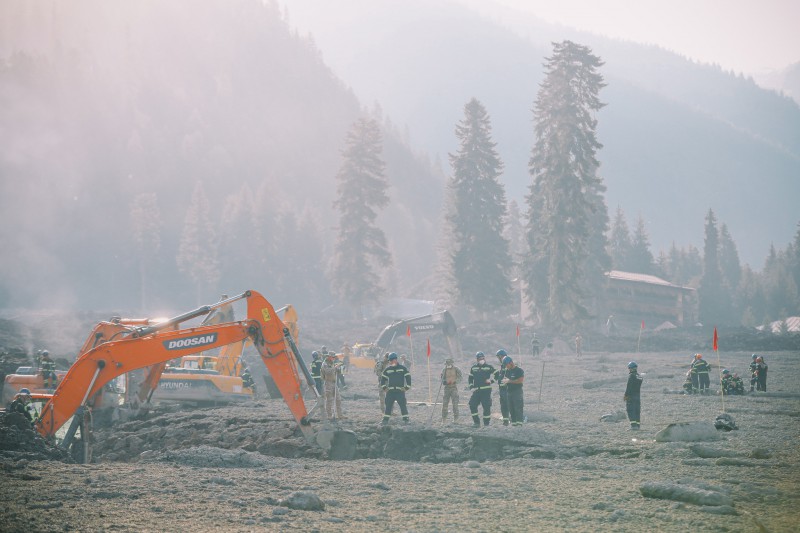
8,388,35,425
494,349,511,426
501,356,525,426
468,351,496,428
623,362,643,430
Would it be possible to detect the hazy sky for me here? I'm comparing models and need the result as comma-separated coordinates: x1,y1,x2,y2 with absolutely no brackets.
474,0,800,75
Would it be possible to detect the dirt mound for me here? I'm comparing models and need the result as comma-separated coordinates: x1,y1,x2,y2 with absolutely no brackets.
0,411,73,463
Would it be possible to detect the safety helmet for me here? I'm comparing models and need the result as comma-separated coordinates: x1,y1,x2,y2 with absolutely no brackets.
695,354,703,359
722,369,729,375
502,356,513,365
496,349,508,358
326,352,336,359
41,350,49,356
752,354,758,360
19,388,31,395
321,346,327,352
312,351,320,359
475,351,485,359
445,358,454,365
388,352,398,361
627,361,638,369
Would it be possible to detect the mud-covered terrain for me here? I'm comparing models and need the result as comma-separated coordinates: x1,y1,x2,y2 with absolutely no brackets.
2,346,799,532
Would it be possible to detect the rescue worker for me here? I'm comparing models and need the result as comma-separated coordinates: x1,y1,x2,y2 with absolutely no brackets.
682,369,694,394
321,352,345,420
375,352,390,413
624,361,643,430
310,351,323,395
440,358,462,423
755,356,768,391
575,333,583,358
400,354,412,371
241,364,255,394
749,354,759,392
730,373,745,395
334,353,348,390
342,343,353,373
531,334,540,357
692,354,711,394
494,349,510,426
380,352,411,425
501,356,525,426
720,369,732,395
40,350,57,389
468,352,496,428
7,388,34,425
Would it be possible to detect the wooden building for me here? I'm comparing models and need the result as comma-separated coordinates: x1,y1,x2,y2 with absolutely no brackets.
602,270,697,331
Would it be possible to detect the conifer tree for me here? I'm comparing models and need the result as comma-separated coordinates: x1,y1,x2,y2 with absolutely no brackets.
130,193,162,311
525,41,610,330
629,215,655,274
329,117,392,317
609,206,632,270
447,98,512,314
177,182,220,305
698,209,733,324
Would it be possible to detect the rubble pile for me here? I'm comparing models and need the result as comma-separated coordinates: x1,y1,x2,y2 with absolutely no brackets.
0,411,72,462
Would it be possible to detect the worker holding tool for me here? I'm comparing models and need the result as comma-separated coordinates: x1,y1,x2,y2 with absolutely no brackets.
321,352,345,421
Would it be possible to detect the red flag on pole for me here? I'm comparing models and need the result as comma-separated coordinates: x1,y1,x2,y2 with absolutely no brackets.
641,320,645,329
406,325,411,337
713,327,718,351
516,325,520,338
426,338,431,358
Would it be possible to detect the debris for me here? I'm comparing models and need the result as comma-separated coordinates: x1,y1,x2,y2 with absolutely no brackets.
640,482,734,507
280,491,326,511
655,422,721,442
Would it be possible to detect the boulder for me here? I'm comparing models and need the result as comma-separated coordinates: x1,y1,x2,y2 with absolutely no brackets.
655,422,721,442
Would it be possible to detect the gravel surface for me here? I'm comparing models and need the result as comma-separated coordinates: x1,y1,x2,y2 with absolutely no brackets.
1,349,798,532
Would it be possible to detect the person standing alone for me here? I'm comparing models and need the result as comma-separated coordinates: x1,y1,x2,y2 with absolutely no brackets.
624,361,643,430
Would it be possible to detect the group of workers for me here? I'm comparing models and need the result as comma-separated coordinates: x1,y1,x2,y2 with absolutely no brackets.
308,345,349,421
370,349,526,427
682,353,768,395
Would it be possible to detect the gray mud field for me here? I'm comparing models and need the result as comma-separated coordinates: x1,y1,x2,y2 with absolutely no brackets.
2,350,799,532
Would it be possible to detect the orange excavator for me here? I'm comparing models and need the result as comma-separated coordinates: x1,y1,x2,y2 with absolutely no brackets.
32,291,354,462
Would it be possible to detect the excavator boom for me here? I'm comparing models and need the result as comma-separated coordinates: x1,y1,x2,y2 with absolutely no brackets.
36,291,311,441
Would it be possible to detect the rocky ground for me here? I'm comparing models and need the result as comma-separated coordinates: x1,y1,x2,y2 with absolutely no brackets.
1,345,799,532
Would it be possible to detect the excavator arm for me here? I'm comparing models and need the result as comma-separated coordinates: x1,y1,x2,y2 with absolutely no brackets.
374,310,463,360
35,291,312,442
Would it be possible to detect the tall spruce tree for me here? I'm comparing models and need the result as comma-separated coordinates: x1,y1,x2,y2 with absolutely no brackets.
609,206,632,270
329,117,392,317
629,215,655,274
525,41,610,330
447,98,512,314
698,209,732,324
130,192,162,312
177,182,220,305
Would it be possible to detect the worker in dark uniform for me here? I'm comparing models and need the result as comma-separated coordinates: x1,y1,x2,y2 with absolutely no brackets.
494,349,510,426
720,369,732,395
7,388,34,426
755,356,768,391
624,361,643,430
502,356,525,426
749,354,759,392
241,364,255,394
40,350,57,389
692,354,711,394
730,373,745,395
468,352,496,428
380,352,411,425
310,351,323,394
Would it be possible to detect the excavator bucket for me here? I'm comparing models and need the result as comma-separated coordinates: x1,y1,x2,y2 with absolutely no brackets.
315,428,358,460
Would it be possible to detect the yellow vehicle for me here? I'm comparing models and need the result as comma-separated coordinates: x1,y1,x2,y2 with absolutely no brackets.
150,302,299,405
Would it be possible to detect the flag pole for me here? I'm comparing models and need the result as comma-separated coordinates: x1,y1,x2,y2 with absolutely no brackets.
427,355,432,403
516,324,521,356
407,326,415,369
637,320,644,353
714,327,724,413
